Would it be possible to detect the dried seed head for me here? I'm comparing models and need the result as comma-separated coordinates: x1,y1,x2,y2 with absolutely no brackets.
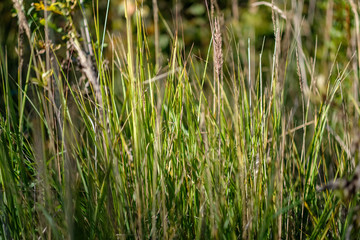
295,48,303,94
213,18,223,79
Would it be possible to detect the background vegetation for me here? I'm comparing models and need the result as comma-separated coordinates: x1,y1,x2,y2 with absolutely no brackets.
1,0,360,239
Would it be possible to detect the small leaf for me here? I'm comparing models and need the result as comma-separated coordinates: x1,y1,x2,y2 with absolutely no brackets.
42,69,53,82
31,77,43,86
39,18,45,26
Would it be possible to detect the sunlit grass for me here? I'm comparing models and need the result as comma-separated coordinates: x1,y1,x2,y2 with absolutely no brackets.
1,1,360,239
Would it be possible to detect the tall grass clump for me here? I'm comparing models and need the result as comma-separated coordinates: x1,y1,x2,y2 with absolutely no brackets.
1,0,360,239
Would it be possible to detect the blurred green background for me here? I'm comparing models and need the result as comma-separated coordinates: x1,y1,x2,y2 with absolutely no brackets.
0,0,353,82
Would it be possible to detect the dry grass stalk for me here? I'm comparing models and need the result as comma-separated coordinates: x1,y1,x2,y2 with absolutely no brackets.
70,37,103,107
212,11,223,165
11,0,31,40
271,3,283,239
17,15,24,109
271,1,281,95
296,47,304,95
232,0,239,19
11,0,42,82
279,9,291,91
208,0,225,237
292,0,309,96
210,0,215,22
251,1,287,20
80,0,94,56
322,0,334,74
213,18,223,87
152,0,160,69
349,0,360,112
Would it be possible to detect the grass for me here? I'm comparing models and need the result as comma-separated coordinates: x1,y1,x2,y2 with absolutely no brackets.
1,0,360,239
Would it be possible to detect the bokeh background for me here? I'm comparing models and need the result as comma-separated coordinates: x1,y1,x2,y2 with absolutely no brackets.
1,0,352,84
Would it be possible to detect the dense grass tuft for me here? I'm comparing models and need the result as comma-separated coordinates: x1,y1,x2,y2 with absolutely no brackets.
1,0,360,239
